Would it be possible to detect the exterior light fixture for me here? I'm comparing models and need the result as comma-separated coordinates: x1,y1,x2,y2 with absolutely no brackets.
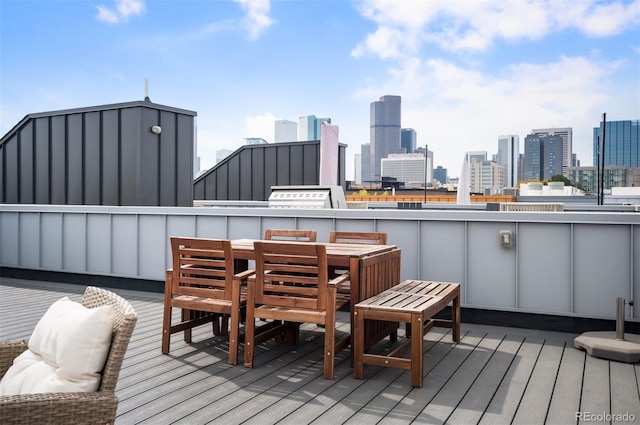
151,125,162,134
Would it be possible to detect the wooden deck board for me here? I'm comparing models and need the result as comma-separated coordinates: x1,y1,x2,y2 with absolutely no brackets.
1,278,639,425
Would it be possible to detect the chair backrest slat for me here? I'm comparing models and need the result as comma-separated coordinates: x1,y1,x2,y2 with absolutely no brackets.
265,229,317,242
329,231,387,245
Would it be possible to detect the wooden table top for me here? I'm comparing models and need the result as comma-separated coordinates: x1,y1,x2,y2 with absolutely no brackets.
230,239,398,260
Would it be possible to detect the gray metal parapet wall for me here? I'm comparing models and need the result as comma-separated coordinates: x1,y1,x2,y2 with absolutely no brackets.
1,204,639,321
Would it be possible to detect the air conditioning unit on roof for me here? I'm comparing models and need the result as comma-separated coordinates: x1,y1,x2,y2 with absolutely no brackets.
268,185,347,209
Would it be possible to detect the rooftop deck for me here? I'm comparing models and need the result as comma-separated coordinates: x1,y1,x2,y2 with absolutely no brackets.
2,277,639,424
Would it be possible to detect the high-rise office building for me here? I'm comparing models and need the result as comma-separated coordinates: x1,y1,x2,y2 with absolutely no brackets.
381,153,427,187
368,95,404,182
592,119,639,167
401,128,417,153
531,127,573,171
497,135,520,187
433,166,447,185
467,151,487,163
298,115,331,141
354,154,362,185
523,134,563,180
274,119,297,143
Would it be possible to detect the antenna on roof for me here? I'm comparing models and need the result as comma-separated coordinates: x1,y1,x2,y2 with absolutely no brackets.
144,78,151,102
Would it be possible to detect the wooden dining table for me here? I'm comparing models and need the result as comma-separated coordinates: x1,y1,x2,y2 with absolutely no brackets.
230,239,402,350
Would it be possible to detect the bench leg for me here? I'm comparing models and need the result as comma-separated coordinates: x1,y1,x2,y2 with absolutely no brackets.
411,314,424,387
452,291,461,343
353,309,365,380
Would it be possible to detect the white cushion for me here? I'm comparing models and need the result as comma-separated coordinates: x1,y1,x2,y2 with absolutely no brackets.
0,296,115,396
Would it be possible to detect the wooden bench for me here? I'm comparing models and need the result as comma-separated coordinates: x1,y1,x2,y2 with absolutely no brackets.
353,280,461,387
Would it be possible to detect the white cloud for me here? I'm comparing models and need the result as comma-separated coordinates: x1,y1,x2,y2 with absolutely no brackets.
96,0,145,25
352,53,633,176
244,112,276,142
234,0,274,40
353,0,640,57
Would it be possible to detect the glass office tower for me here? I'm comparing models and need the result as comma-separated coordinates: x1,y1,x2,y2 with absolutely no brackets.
593,120,639,167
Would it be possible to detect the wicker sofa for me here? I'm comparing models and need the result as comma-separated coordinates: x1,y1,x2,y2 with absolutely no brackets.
0,286,137,425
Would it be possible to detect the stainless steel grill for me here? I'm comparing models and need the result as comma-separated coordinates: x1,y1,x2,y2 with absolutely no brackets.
268,185,347,209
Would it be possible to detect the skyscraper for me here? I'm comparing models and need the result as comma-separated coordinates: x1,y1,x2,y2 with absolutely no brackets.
523,134,563,180
497,135,519,187
298,115,331,141
401,128,416,153
369,95,404,182
360,143,371,186
274,119,297,143
593,119,639,167
531,127,572,171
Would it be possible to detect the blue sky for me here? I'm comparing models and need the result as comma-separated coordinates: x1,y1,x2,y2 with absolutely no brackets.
1,0,639,180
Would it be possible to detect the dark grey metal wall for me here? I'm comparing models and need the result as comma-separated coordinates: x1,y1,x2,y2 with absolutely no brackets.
194,141,347,201
0,100,196,206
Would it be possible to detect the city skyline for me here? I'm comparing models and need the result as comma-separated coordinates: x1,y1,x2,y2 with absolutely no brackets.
1,0,638,180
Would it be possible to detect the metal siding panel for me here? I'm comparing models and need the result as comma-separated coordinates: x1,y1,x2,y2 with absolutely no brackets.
159,111,177,206
0,212,19,265
193,180,204,200
4,135,18,202
176,114,193,206
276,145,290,185
67,114,83,205
196,215,231,239
239,149,252,200
227,154,240,200
139,215,165,279
120,109,139,206
84,112,101,205
467,222,517,308
18,215,40,267
573,224,630,316
62,213,86,271
421,221,465,284
518,223,571,313
204,173,216,199
338,145,346,187
51,116,66,204
216,163,228,200
0,144,3,202
34,118,50,204
19,122,34,203
251,148,265,201
264,148,277,197
41,212,63,269
634,225,640,319
102,110,119,205
290,144,304,184
112,214,138,276
87,214,111,273
304,144,319,185
228,216,260,239
140,108,160,206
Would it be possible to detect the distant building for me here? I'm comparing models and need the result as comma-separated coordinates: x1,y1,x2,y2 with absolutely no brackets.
497,135,519,187
532,127,573,171
368,95,404,182
433,166,447,185
401,128,417,153
381,153,427,187
245,137,268,145
565,166,640,193
469,160,504,192
523,134,563,180
298,115,331,141
593,119,639,167
467,151,487,163
354,153,362,185
274,119,297,143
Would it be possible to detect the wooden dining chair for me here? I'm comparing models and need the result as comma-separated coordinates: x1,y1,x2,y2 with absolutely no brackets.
328,231,388,294
162,237,253,365
264,229,317,242
243,240,350,379
328,231,387,245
